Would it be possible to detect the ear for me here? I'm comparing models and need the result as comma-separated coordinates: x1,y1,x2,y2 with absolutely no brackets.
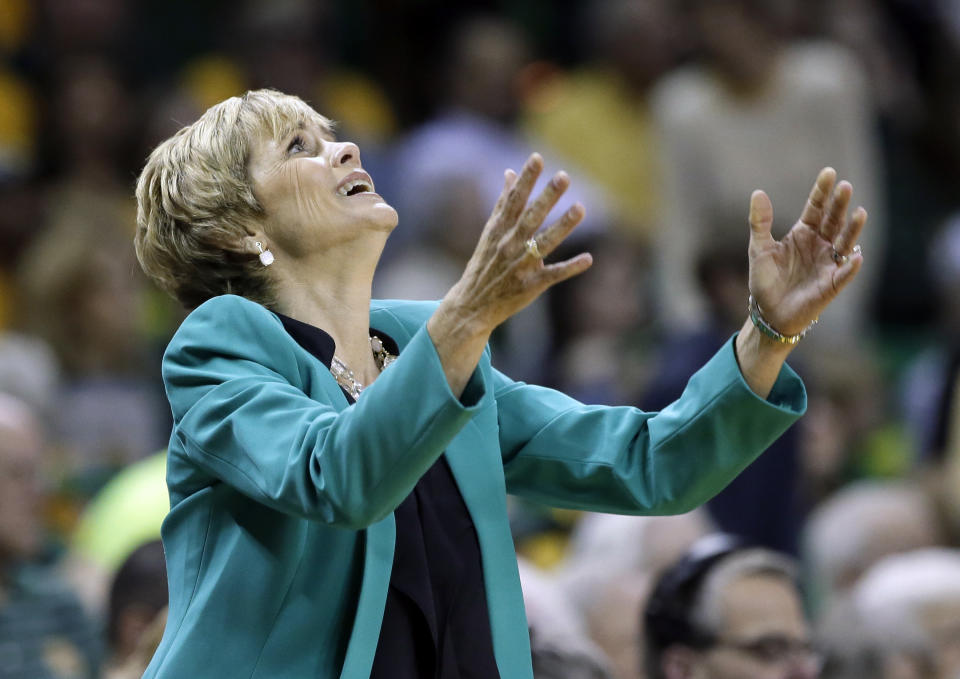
661,646,703,679
238,234,268,256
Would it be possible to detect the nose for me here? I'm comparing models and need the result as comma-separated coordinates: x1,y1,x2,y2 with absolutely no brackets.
331,142,361,169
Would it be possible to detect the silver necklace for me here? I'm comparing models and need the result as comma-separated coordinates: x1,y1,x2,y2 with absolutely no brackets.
330,336,396,400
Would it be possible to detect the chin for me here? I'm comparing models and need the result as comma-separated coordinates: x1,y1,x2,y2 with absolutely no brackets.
367,200,399,232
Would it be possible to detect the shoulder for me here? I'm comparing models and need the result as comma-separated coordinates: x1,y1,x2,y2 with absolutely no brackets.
168,295,282,348
163,295,291,373
176,294,278,333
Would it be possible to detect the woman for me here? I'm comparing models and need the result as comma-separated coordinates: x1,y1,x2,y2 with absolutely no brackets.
134,89,865,678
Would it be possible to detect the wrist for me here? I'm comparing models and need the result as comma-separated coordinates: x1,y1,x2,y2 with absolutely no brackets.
428,297,491,349
736,319,794,363
748,295,817,344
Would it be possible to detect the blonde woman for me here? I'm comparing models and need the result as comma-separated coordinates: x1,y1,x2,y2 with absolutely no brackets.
134,89,865,678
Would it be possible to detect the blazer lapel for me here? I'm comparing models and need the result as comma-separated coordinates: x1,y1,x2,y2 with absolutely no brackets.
444,416,535,679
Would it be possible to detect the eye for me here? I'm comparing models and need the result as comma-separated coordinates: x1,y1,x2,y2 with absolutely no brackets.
287,135,306,154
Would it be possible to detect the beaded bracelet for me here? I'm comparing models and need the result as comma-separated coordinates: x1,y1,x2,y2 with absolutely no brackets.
747,295,817,345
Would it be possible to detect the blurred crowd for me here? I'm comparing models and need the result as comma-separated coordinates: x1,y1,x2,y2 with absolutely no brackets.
2,0,960,677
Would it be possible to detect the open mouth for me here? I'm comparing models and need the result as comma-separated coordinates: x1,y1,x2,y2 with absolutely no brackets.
336,174,375,197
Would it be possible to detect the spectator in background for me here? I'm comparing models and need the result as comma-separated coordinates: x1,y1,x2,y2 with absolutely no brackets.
104,541,167,679
232,0,397,156
381,14,611,383
817,0,924,132
586,573,654,679
644,535,819,679
65,450,167,613
387,14,609,253
803,480,944,609
522,0,685,243
11,55,168,504
559,510,712,616
545,234,652,405
819,549,960,679
16,212,167,491
557,510,712,679
518,558,614,679
652,0,882,349
0,392,100,679
902,214,960,462
0,331,59,421
795,344,897,504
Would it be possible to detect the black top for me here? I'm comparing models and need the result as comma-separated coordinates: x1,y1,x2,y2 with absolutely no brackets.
278,314,501,679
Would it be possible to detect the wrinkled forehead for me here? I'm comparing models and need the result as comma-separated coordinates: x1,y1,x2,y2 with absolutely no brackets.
237,91,336,145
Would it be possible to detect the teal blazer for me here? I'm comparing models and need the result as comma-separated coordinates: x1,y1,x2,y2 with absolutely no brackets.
144,294,805,678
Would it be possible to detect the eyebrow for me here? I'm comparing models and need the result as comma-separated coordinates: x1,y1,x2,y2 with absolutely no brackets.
277,117,337,145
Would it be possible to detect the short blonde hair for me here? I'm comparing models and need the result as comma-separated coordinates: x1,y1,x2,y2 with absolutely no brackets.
134,89,333,308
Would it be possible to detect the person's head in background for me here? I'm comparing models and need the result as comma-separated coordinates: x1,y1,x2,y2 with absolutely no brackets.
106,540,168,671
544,234,650,402
232,0,330,99
0,392,44,570
47,56,136,184
794,348,889,503
819,549,960,679
644,535,819,679
582,0,686,94
686,0,790,94
693,231,749,333
804,480,944,603
442,14,532,123
18,219,143,377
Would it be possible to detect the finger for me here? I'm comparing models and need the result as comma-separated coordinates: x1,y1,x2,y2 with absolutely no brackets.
538,252,594,287
821,181,852,243
532,202,585,256
799,167,837,231
516,171,571,238
501,153,544,224
748,190,774,246
489,169,517,217
833,206,867,257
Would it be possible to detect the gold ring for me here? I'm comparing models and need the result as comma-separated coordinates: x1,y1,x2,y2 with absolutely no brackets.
526,238,543,259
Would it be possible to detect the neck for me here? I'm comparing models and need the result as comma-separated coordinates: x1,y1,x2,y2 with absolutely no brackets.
271,236,385,384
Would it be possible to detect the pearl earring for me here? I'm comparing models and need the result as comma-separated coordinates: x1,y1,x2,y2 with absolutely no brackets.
255,241,274,266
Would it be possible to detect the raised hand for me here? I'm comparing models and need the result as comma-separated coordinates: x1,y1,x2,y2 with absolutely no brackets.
747,167,868,338
428,153,592,396
440,152,592,331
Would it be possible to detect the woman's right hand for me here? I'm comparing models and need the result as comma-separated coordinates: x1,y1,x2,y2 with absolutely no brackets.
427,153,592,397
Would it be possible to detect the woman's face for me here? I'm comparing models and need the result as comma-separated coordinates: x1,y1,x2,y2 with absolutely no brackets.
246,118,398,259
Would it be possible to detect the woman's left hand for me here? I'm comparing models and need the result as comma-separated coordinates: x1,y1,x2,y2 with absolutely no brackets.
747,167,867,337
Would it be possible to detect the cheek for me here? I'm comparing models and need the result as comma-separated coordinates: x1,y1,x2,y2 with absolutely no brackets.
285,161,344,229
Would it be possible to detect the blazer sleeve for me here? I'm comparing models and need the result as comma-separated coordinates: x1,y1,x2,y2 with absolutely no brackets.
163,295,486,529
495,335,806,515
